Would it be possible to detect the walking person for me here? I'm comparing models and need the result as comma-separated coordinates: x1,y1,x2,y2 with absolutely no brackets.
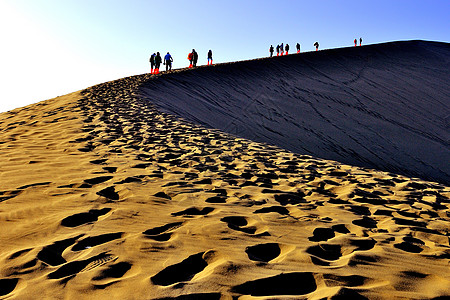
276,44,280,56
154,52,162,74
207,50,213,65
192,49,198,67
269,45,274,57
360,37,362,46
314,41,319,51
280,43,284,55
164,52,173,72
149,53,156,74
188,51,193,68
285,43,289,55
354,38,357,46
296,43,300,53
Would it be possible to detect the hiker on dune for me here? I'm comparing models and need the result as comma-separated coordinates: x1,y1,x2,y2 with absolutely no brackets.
360,37,363,46
314,41,319,51
354,38,357,46
154,52,162,74
207,50,213,65
280,43,284,55
192,49,198,67
269,45,274,57
149,53,156,74
188,51,193,68
276,44,280,56
164,52,173,72
285,43,289,55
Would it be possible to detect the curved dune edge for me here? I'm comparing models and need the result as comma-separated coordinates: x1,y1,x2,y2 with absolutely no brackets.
0,67,449,299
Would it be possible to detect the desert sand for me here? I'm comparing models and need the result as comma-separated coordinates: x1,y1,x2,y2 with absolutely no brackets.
0,41,449,299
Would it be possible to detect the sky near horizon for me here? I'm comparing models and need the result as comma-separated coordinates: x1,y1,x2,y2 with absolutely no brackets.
0,0,449,113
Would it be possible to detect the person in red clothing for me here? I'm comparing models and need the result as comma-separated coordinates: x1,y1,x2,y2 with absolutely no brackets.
314,41,319,51
354,39,357,46
296,43,300,53
187,52,193,68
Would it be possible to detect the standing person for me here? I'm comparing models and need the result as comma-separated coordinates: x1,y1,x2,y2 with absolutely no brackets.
154,52,162,74
360,37,362,46
354,38,357,46
164,52,173,71
285,43,289,55
149,53,156,74
207,50,213,65
192,49,198,67
280,43,284,55
314,41,319,51
269,45,274,57
188,51,193,68
296,43,300,53
276,44,280,56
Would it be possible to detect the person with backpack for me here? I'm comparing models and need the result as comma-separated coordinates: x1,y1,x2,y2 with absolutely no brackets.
314,41,319,51
285,43,289,55
276,44,280,56
296,43,300,53
149,53,156,74
207,50,213,65
154,52,162,74
269,45,274,57
164,52,173,71
192,49,198,67
354,38,357,46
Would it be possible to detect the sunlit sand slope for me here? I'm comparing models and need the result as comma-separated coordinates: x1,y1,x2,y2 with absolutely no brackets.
141,40,450,184
0,45,449,299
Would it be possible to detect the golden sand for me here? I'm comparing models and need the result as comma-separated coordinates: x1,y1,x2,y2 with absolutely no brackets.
0,74,449,299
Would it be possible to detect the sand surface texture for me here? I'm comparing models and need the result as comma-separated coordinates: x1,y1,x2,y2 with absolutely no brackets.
1,41,449,299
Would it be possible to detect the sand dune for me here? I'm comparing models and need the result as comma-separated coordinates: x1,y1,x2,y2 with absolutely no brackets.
140,40,450,184
0,41,449,299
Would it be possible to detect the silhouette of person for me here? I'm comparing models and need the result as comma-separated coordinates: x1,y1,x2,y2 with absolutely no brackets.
154,52,162,74
296,43,300,53
192,49,198,67
285,44,289,55
314,42,319,51
269,45,274,57
354,39,357,46
164,52,173,71
207,50,213,65
276,44,280,56
149,53,156,74
360,37,362,46
280,43,284,55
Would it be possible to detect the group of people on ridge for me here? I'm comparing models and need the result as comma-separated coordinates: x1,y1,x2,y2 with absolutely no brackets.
149,49,213,74
269,42,302,57
269,38,363,57
354,38,363,46
149,52,173,74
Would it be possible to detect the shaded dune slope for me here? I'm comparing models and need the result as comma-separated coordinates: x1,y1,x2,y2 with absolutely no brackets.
140,40,450,184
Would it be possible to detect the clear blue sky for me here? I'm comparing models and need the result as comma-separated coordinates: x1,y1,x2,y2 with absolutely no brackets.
0,0,449,113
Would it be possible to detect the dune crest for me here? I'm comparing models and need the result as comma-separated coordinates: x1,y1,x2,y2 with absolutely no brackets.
0,42,449,299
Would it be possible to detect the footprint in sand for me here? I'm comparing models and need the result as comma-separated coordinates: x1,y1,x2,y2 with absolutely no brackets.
220,216,269,236
231,272,317,296
47,252,117,279
61,208,112,227
151,250,219,286
0,278,20,297
143,222,184,241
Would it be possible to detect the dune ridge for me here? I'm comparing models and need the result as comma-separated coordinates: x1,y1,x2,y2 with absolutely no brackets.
140,40,450,184
0,41,449,299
